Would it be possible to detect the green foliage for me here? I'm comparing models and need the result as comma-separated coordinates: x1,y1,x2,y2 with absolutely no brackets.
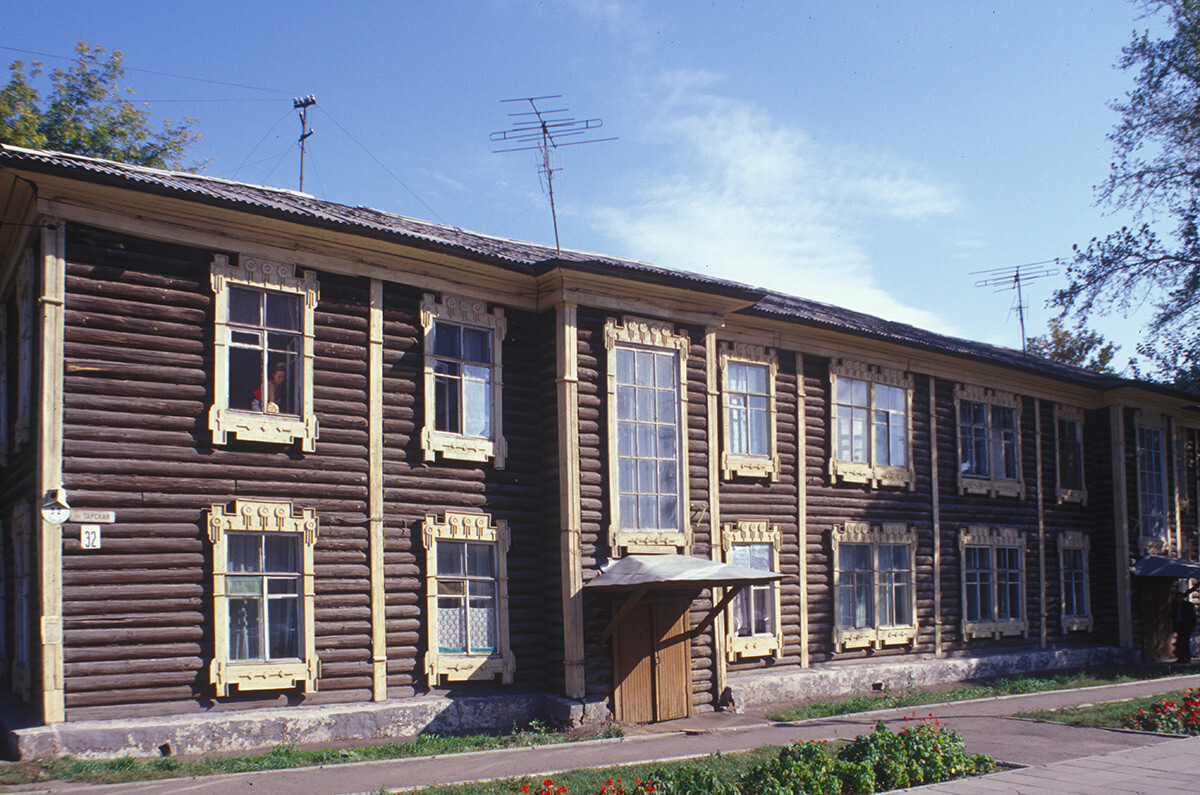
1123,688,1200,734
0,42,201,169
734,740,842,794
1026,319,1119,374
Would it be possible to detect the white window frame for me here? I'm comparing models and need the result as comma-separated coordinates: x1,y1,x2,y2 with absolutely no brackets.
719,343,779,481
1135,411,1170,554
829,360,914,489
1057,531,1092,632
954,385,1024,498
960,526,1028,640
605,316,691,554
722,521,782,660
11,500,32,700
14,251,32,451
1054,404,1087,505
209,499,319,696
209,255,319,451
423,511,514,684
420,294,507,468
831,522,918,651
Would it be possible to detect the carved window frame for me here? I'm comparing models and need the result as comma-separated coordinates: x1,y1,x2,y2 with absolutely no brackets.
605,316,692,554
954,385,1024,498
11,501,31,700
830,522,918,652
721,521,783,660
14,251,32,451
829,359,915,489
1054,404,1087,505
423,511,515,684
1134,410,1170,555
208,499,319,696
718,343,780,481
960,526,1028,640
1058,531,1093,632
420,294,507,468
209,255,319,451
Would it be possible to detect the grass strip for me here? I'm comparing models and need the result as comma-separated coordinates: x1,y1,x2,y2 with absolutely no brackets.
1015,689,1191,729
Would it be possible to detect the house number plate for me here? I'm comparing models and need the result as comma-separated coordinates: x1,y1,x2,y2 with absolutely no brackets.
81,525,101,550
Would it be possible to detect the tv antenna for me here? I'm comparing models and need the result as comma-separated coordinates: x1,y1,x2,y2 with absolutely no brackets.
490,95,616,252
972,259,1060,352
294,95,316,192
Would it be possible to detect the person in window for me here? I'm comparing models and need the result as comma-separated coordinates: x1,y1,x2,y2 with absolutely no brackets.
1171,590,1196,664
252,362,287,414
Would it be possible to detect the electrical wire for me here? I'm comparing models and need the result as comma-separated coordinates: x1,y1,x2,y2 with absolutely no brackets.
233,108,297,180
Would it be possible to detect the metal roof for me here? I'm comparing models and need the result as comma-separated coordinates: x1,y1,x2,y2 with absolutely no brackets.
1131,555,1200,579
585,554,782,591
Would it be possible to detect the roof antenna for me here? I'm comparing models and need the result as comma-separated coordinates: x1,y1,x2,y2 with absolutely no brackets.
490,95,616,252
971,259,1060,352
293,95,316,192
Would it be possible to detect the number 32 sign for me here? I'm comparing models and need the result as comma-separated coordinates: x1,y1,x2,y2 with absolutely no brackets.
81,525,102,550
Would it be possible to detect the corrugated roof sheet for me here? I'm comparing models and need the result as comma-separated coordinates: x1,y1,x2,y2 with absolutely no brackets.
585,554,782,591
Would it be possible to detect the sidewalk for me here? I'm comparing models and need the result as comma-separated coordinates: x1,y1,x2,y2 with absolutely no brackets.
6,674,1200,794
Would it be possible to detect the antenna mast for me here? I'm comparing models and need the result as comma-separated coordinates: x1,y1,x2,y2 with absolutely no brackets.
490,95,616,252
293,95,316,192
971,259,1060,352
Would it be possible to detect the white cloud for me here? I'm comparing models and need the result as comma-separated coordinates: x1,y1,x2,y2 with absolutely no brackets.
592,77,964,333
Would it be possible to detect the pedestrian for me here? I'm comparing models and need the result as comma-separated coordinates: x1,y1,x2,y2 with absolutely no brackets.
1171,590,1196,664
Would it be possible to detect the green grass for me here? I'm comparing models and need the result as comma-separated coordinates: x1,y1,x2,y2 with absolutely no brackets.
765,665,1198,722
1015,689,1191,729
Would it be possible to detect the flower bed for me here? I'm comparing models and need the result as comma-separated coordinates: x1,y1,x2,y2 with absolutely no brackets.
1123,688,1200,734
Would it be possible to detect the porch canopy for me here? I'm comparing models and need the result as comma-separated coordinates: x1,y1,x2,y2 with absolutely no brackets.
586,554,783,643
1131,555,1200,579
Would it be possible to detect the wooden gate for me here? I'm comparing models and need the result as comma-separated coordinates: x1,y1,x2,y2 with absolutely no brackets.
612,599,691,723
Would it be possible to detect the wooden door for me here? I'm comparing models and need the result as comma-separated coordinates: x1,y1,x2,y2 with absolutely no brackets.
1142,579,1174,662
612,599,691,723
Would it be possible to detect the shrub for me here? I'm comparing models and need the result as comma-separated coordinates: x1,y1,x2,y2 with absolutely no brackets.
1123,689,1200,735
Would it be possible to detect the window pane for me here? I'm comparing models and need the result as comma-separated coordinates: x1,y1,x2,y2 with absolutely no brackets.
617,385,635,421
265,291,300,331
230,346,264,412
727,362,748,393
658,496,679,529
438,596,465,652
730,545,750,568
656,390,675,423
438,542,464,576
461,327,491,364
618,459,636,492
462,366,492,437
635,351,655,387
746,364,769,395
434,373,460,433
264,535,299,573
229,286,261,325
468,580,497,652
466,543,495,578
655,352,675,389
267,596,299,658
227,576,261,596
616,348,635,385
432,322,461,358
748,406,769,456
229,534,261,572
229,597,261,660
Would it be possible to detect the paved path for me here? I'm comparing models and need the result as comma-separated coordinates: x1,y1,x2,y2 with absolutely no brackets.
6,674,1200,794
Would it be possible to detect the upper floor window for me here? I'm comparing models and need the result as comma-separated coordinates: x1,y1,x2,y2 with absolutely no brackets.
1054,405,1086,504
605,317,690,554
209,255,319,451
829,360,913,488
209,499,320,696
420,294,507,467
423,511,514,684
1058,531,1092,632
722,521,782,660
830,522,917,651
955,385,1023,498
960,526,1027,640
719,343,779,481
1136,412,1169,551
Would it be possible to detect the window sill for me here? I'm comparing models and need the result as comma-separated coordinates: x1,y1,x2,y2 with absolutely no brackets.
728,633,781,661
831,460,914,489
1062,616,1093,633
211,658,319,696
609,528,689,554
427,651,515,684
963,619,1027,640
423,428,505,467
833,624,917,652
960,476,1023,499
722,452,780,481
210,407,317,451
1057,488,1087,505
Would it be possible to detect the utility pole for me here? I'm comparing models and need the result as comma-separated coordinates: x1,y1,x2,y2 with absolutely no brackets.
294,95,316,193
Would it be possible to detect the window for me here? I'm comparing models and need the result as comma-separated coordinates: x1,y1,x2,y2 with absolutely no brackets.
605,317,691,554
722,521,782,660
1058,531,1092,632
14,252,31,450
210,255,318,450
959,527,1027,639
0,304,8,467
11,501,31,700
719,343,779,480
829,360,914,488
423,511,514,684
1055,405,1086,504
209,499,318,695
420,294,507,467
830,522,917,651
1136,413,1169,551
954,385,1023,498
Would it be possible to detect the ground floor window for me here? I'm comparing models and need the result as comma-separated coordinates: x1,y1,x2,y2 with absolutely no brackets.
1058,531,1093,632
960,526,1028,640
830,522,917,651
722,521,782,660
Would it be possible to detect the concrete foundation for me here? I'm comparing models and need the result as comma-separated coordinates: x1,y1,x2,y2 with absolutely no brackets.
725,645,1139,714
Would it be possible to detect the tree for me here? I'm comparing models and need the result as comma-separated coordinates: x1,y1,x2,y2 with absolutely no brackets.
0,42,201,170
1026,319,1120,374
1055,0,1200,391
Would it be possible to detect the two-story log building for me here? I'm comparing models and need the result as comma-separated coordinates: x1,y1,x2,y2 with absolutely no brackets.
1,144,1198,757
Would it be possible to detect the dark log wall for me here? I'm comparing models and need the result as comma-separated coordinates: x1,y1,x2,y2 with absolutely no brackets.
378,283,552,697
1086,407,1119,647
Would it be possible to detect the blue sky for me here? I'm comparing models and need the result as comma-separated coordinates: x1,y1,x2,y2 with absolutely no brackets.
2,1,1168,360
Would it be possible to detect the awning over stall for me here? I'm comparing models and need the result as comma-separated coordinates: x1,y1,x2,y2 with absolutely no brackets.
585,554,783,643
1131,555,1200,579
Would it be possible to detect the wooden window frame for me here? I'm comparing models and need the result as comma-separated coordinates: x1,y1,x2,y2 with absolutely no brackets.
1054,404,1087,505
1058,531,1093,632
722,521,783,660
10,501,31,700
959,526,1028,640
1134,410,1170,554
14,251,32,451
420,294,507,467
423,511,515,684
831,522,918,651
209,499,319,696
829,359,915,489
719,343,780,481
954,385,1024,498
209,255,319,451
605,316,692,554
